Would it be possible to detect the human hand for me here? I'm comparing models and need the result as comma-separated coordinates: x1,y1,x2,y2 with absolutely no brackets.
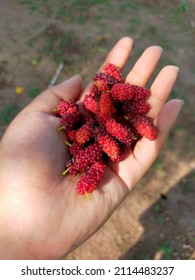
0,37,183,259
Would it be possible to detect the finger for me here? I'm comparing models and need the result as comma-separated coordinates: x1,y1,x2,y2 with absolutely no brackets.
80,37,133,101
125,46,163,86
110,99,183,190
99,37,134,71
148,65,179,118
130,99,183,185
25,75,83,113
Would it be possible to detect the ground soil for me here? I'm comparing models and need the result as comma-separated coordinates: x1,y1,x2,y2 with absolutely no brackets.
0,0,195,259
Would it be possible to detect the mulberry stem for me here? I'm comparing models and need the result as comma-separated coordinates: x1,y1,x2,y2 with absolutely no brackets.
65,140,72,147
85,191,91,201
57,125,65,132
62,167,70,175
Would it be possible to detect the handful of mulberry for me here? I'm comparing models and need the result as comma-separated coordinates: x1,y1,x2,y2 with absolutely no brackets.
54,63,157,198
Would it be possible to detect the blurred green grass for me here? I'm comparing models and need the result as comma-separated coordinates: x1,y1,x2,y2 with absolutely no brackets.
0,104,20,125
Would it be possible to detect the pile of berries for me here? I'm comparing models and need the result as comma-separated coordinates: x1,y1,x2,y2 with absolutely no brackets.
54,63,157,198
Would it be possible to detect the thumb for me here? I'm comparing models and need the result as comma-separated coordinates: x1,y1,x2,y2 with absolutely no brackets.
25,75,83,113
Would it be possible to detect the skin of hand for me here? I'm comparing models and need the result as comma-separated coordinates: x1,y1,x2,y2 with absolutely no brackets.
0,37,183,259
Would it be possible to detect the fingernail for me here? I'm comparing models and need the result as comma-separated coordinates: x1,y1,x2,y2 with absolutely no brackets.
151,46,163,53
175,66,180,72
180,99,184,106
177,99,184,107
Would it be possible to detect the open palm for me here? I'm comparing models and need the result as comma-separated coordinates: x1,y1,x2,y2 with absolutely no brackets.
0,37,182,259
